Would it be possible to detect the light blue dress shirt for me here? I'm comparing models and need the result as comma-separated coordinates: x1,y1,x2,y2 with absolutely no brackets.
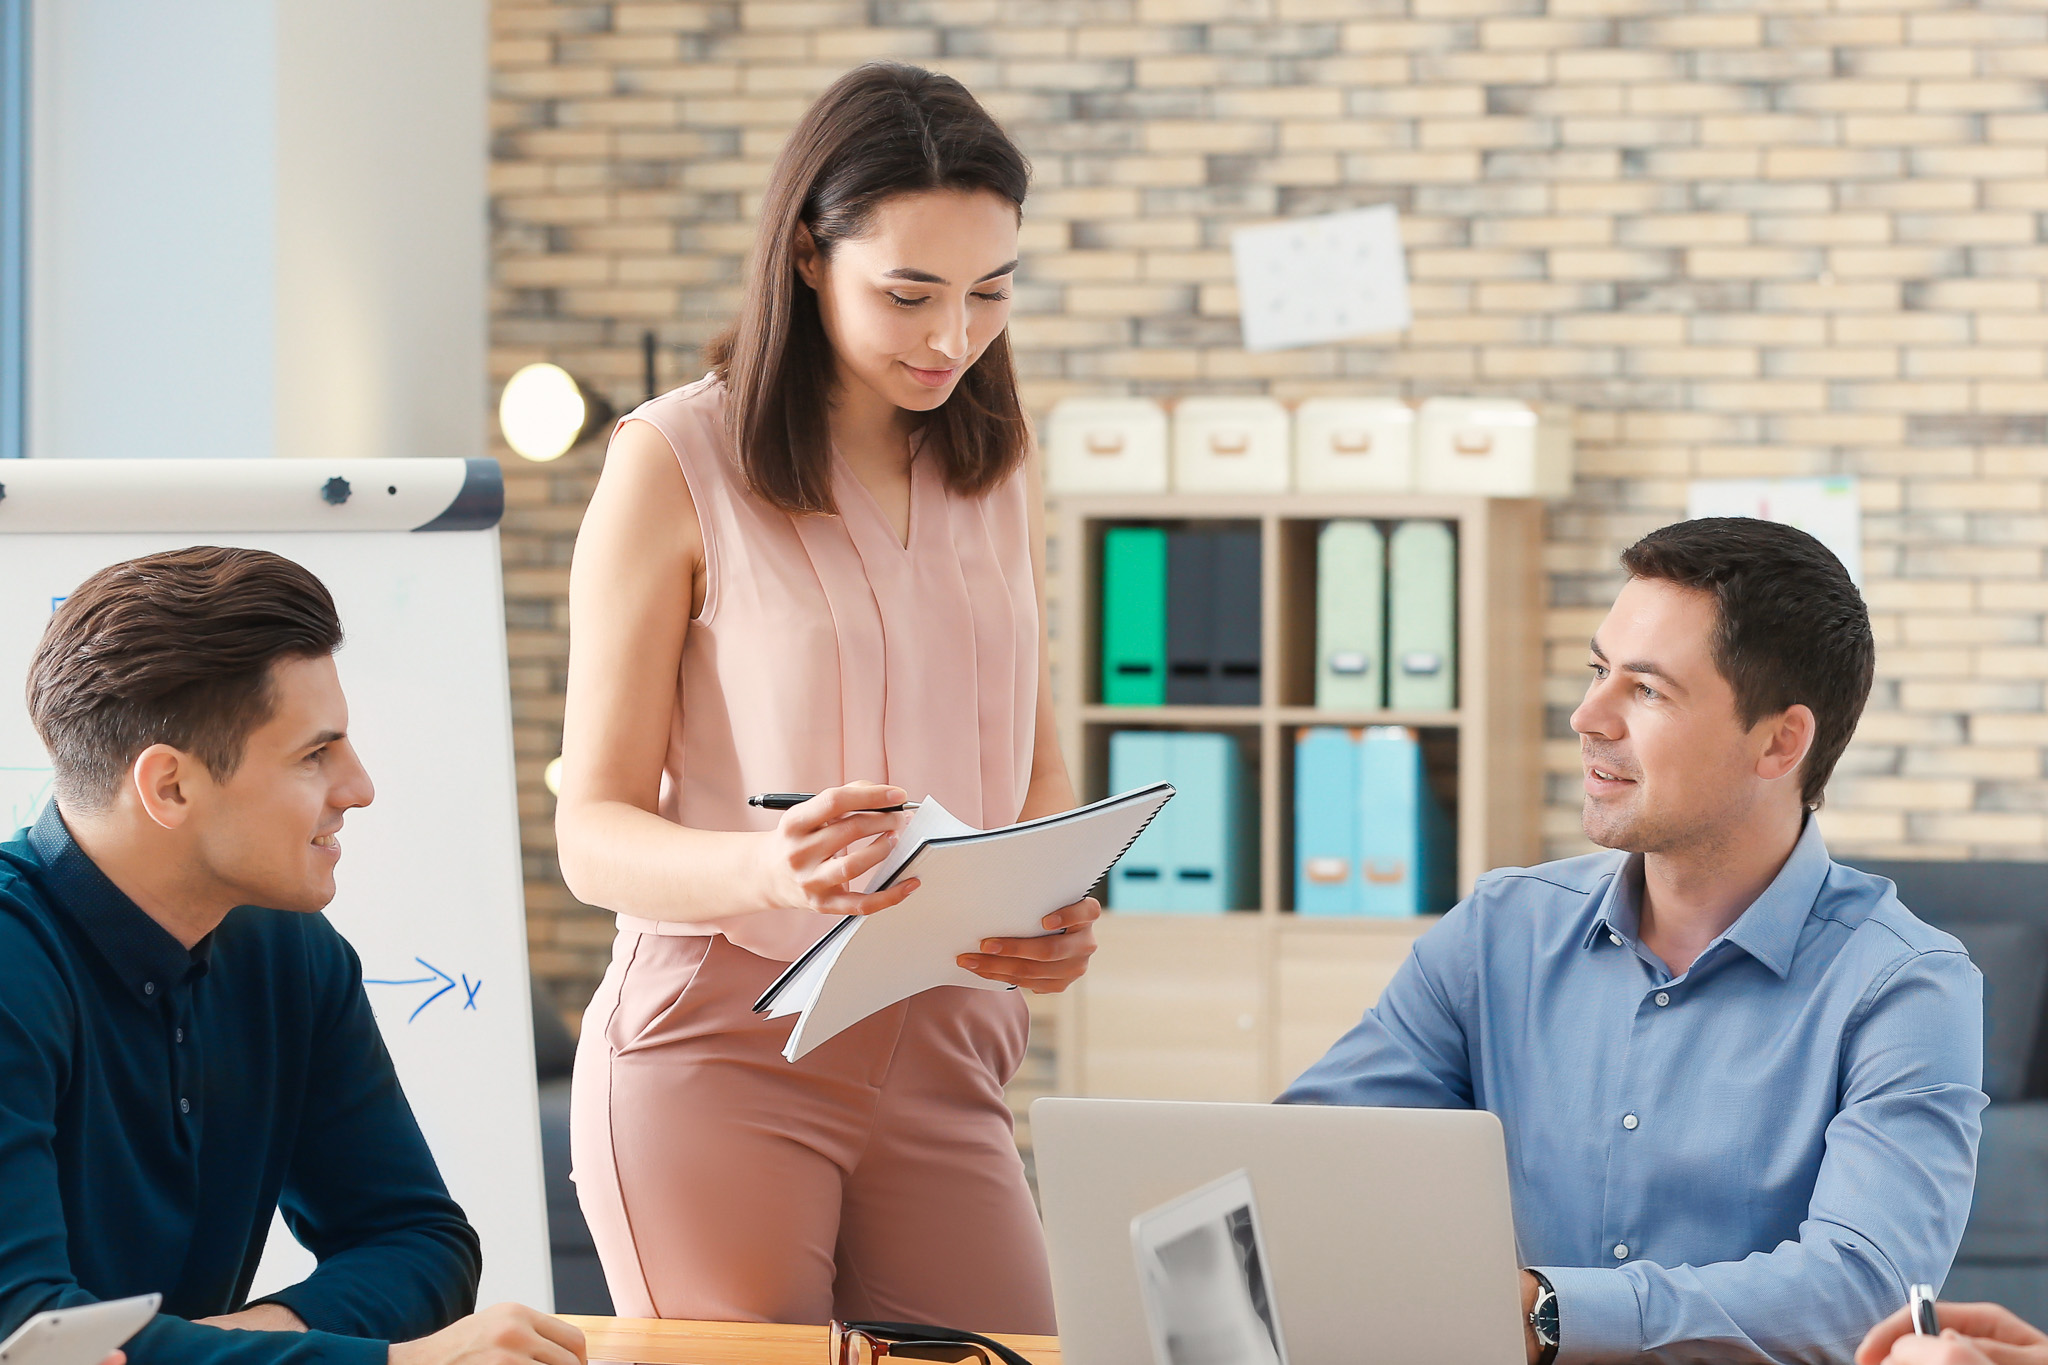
1280,817,1986,1364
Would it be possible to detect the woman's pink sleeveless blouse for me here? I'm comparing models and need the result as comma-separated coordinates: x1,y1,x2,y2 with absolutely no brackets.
610,375,1040,962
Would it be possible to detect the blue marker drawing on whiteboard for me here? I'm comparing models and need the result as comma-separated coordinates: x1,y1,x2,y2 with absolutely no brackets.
460,974,482,1010
364,957,478,1023
0,766,54,830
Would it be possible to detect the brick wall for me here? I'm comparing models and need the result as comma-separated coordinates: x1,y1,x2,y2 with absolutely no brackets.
491,0,2048,1021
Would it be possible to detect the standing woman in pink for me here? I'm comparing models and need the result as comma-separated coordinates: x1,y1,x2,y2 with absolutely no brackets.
556,63,1091,1334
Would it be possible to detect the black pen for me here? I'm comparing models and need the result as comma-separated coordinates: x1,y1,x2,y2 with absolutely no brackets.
747,792,920,812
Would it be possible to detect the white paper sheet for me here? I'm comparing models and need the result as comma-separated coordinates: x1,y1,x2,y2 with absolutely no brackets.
1230,204,1412,352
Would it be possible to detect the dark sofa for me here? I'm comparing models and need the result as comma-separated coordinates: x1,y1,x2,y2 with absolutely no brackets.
1846,859,2048,1322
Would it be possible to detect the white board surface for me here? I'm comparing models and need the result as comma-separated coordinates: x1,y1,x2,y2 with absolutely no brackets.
0,465,550,1312
1686,475,1863,587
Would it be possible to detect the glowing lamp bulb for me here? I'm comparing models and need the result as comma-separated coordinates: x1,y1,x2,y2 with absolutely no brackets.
543,756,564,797
500,363,593,462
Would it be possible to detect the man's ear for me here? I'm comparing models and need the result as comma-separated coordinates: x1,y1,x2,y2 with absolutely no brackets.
792,225,824,291
1757,703,1817,786
130,744,201,831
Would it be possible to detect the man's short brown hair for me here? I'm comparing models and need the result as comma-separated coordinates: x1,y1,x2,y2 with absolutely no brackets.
1620,517,1874,810
28,547,344,812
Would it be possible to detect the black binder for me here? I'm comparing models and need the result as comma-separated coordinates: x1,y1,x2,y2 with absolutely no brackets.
1165,528,1261,706
1166,528,1216,704
1213,528,1262,704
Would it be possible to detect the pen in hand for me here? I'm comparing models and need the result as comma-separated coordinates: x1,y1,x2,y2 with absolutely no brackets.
1909,1284,1939,1337
747,792,921,813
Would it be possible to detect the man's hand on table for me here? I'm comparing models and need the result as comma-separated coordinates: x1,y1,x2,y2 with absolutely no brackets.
389,1304,587,1365
1859,1302,2048,1365
196,1305,308,1332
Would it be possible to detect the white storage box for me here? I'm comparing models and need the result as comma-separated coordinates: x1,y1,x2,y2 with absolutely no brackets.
1415,398,1573,498
1294,397,1416,493
1171,396,1292,494
1044,398,1170,494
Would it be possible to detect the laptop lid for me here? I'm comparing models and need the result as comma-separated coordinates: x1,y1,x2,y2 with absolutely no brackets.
1032,1098,1527,1365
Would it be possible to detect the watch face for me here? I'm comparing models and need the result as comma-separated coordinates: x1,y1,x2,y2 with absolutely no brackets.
1533,1292,1559,1344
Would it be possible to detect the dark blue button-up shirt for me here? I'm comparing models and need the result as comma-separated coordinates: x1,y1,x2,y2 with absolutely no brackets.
0,803,479,1365
1282,818,1986,1364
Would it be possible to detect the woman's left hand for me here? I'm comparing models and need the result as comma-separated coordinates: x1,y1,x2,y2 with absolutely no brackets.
958,897,1101,993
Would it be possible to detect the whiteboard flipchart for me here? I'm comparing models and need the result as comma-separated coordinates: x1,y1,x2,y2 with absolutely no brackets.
0,458,550,1312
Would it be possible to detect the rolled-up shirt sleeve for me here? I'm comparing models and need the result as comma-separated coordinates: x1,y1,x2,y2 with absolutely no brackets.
1536,946,1985,1365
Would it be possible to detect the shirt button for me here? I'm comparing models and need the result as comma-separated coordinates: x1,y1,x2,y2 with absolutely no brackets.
1608,932,1624,947
175,1028,185,1044
178,1098,190,1115
1623,1113,1639,1130
143,982,156,996
1655,992,1670,1007
1614,1243,1630,1260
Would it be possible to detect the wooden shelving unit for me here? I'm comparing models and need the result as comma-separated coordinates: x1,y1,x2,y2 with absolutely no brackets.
1047,491,1546,1101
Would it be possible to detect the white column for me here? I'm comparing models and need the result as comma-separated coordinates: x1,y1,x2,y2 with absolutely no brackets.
28,0,484,461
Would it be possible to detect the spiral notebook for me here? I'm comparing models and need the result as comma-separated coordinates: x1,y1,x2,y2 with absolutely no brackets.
754,783,1176,1062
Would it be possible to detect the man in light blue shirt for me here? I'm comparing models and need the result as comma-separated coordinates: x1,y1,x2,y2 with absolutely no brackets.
1283,517,1985,1365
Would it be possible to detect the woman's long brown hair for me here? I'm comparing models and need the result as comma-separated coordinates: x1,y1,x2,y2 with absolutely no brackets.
703,62,1032,515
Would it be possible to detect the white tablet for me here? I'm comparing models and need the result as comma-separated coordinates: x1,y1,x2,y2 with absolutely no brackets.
1129,1170,1290,1365
0,1295,161,1365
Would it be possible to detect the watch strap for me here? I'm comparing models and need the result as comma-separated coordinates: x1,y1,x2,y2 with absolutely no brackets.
1527,1269,1559,1365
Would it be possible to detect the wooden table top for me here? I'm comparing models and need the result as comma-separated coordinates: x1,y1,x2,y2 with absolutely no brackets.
559,1315,1063,1365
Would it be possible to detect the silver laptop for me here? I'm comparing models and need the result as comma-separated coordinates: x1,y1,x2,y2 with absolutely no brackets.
1032,1098,1527,1365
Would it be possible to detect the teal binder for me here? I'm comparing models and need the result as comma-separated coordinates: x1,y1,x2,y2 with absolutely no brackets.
1102,527,1167,706
1108,730,1250,912
1108,730,1174,909
1294,727,1361,915
1357,726,1454,917
1388,520,1457,711
1315,521,1385,710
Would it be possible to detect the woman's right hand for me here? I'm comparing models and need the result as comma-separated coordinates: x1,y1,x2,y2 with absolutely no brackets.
759,783,921,917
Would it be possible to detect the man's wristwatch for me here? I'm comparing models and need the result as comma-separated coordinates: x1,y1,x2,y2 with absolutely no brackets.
1527,1269,1559,1365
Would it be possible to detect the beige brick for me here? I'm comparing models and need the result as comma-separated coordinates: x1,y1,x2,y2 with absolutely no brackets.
1340,20,1470,52
1908,146,2048,178
1344,150,1483,182
1143,121,1276,154
1691,314,1827,345
1028,250,1143,283
1775,80,1912,114
1907,348,2046,380
1909,812,2048,846
1473,216,1615,247
1832,777,1975,810
1979,383,2048,413
1767,14,1903,44
1762,146,1903,179
1626,13,1762,46
1907,12,2048,44
1408,248,1547,280
1480,17,1613,48
1616,213,1750,246
1624,82,1766,116
1685,247,1826,279
1278,121,1415,151
1835,314,1971,344
1688,381,1829,411
1843,114,1982,145
1548,248,1680,280
1700,114,1838,146
1629,346,1760,378
1214,87,1345,119
1843,47,1975,79
1029,187,1144,219
611,3,720,31
1829,246,1967,278
1420,117,1557,150
1764,348,1899,379
1479,348,1621,378
1414,51,1554,83
1754,213,1893,247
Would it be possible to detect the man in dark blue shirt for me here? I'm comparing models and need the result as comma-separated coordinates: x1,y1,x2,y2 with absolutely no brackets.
0,547,586,1365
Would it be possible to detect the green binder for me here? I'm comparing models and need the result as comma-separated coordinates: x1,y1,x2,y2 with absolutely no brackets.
1102,527,1167,705
1316,520,1386,710
1388,520,1457,711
